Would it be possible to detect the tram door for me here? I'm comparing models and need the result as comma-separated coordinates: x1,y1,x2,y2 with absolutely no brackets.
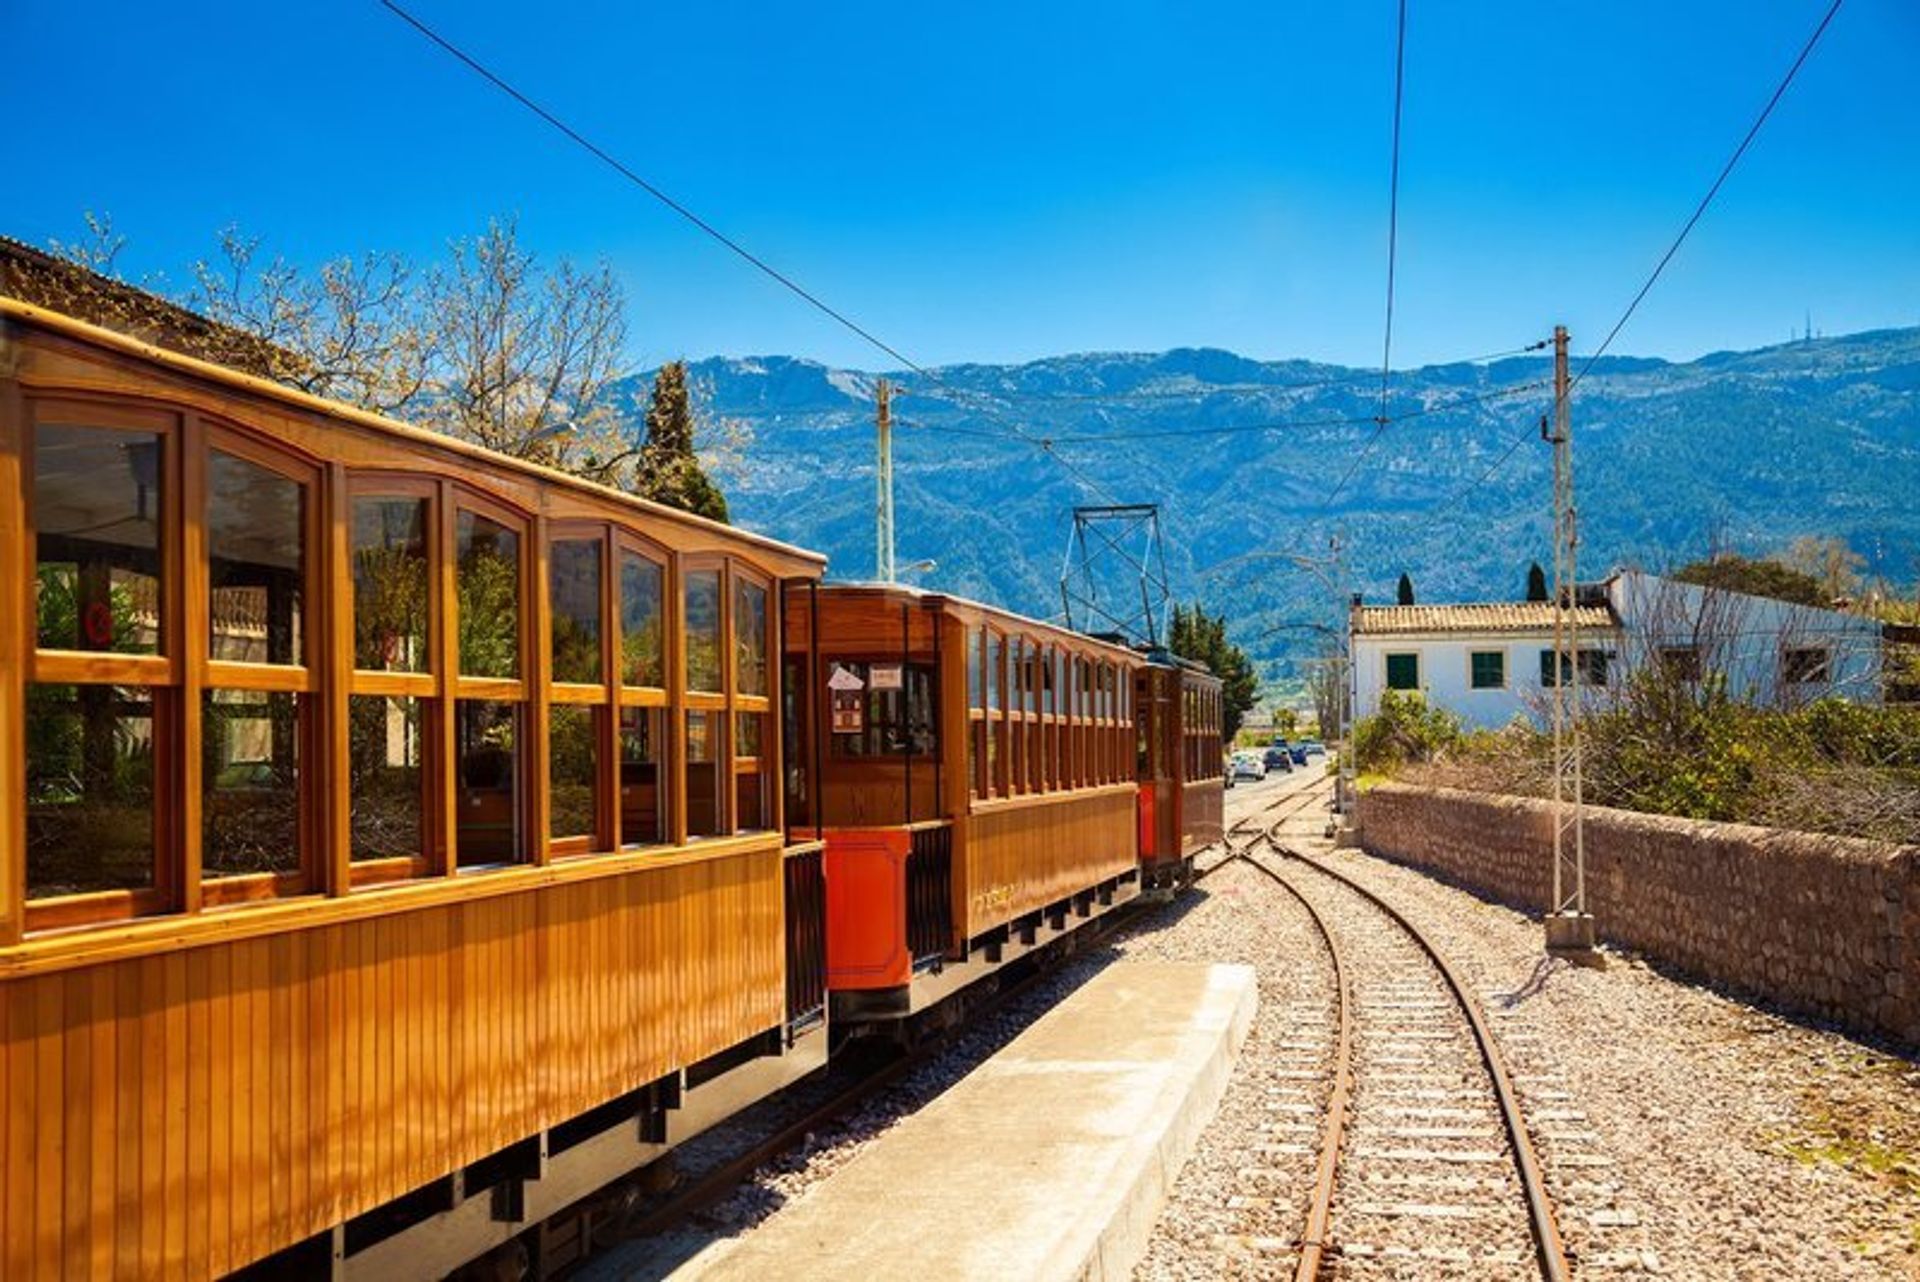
1134,668,1178,857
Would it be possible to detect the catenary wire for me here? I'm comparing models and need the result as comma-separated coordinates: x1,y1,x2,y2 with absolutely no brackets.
1571,0,1844,386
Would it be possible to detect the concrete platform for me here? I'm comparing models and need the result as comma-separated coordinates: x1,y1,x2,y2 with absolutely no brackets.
676,961,1258,1282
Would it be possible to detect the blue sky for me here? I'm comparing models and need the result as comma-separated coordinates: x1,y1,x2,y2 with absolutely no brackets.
5,1,1917,372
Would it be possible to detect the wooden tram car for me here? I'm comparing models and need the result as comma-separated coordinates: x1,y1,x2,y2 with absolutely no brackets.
0,289,1225,1280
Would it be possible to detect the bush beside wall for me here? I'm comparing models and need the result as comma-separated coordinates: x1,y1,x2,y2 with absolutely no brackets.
1357,783,1919,1048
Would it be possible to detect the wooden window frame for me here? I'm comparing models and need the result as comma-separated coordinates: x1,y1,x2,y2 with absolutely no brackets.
196,420,324,909
449,488,535,870
22,401,184,932
615,533,673,850
544,520,614,858
729,563,774,835
344,474,442,885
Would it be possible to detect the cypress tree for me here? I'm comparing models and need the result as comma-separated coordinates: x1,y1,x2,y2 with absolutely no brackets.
633,361,729,524
1396,572,1415,606
1526,562,1549,602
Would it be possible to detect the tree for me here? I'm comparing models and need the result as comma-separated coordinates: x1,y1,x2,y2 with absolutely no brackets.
631,362,731,523
1672,554,1825,607
1396,573,1415,606
1526,562,1549,602
1168,603,1259,742
1779,535,1864,603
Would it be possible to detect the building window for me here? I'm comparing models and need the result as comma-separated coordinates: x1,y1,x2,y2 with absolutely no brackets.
1659,646,1702,682
1469,650,1505,690
1385,652,1420,691
1783,646,1831,685
1540,649,1610,687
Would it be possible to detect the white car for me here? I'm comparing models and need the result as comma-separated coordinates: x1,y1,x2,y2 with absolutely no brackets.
1230,752,1267,781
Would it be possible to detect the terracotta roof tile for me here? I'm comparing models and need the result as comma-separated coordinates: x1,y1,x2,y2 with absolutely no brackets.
1353,602,1617,635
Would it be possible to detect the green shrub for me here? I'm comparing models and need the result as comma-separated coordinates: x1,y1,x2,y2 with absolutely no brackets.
1353,689,1464,773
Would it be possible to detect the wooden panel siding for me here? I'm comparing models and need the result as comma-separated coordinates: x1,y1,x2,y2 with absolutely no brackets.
958,784,1137,939
0,841,784,1279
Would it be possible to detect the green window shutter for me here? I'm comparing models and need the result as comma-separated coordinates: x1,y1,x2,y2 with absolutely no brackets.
1540,649,1561,687
1470,651,1504,689
1385,653,1420,690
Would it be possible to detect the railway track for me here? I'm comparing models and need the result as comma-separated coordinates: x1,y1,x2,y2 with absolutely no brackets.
1209,804,1571,1280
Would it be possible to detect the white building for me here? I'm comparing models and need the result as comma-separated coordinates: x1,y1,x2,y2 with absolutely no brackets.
1350,571,1884,729
1351,601,1621,730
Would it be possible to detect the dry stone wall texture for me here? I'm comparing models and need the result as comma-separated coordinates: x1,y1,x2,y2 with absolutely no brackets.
1357,783,1918,1048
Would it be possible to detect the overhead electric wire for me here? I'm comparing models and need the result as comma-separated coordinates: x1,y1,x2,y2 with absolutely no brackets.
379,0,1130,507
1571,0,1845,386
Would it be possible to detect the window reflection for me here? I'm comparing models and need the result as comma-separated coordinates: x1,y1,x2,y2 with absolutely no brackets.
24,683,157,898
685,710,723,837
208,451,304,665
735,579,768,697
458,511,520,680
202,690,302,878
353,497,429,672
550,539,603,684
349,694,424,862
619,707,668,846
34,424,163,655
549,705,599,840
620,552,664,687
685,570,722,693
456,700,522,865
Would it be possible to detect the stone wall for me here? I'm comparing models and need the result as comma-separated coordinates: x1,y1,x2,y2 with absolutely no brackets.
1357,783,1919,1048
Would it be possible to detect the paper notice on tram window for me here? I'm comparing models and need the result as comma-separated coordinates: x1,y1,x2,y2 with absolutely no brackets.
827,664,866,691
869,663,903,691
831,689,865,733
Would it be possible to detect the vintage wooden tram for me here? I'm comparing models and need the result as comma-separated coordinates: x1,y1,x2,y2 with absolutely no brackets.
0,289,1225,1280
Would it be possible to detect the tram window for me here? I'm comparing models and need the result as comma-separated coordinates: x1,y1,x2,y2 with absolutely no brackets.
33,423,164,655
735,712,770,832
352,498,430,672
620,551,665,687
968,629,984,709
202,689,303,879
455,700,523,866
457,511,521,680
735,579,768,698
549,705,600,841
208,450,305,666
619,707,669,846
549,539,603,685
685,710,724,838
685,570,723,694
24,683,158,898
349,695,425,862
828,662,937,757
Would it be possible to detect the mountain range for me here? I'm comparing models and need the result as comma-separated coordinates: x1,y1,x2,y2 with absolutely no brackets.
613,327,1920,690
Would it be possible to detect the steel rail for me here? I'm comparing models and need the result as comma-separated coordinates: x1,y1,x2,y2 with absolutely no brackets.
1256,835,1573,1282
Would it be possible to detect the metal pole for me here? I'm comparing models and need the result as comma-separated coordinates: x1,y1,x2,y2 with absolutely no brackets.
1546,324,1597,960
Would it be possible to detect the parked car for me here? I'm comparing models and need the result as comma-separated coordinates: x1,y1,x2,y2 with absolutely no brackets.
1230,752,1267,781
1299,739,1325,758
1262,746,1295,773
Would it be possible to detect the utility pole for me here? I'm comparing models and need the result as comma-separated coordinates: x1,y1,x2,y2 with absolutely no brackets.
875,377,895,583
1544,324,1599,962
